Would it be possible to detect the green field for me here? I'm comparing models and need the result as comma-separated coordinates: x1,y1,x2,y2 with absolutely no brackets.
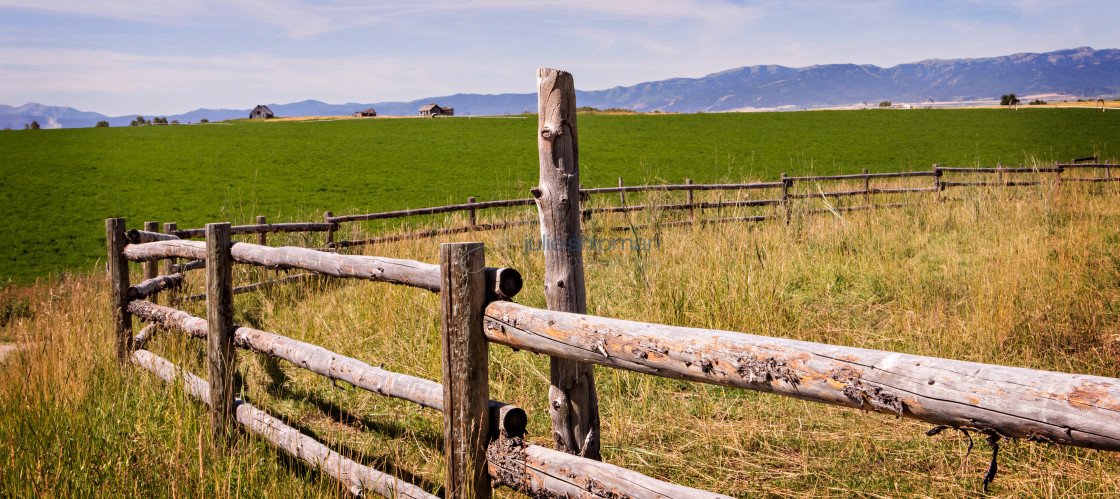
1,108,1118,284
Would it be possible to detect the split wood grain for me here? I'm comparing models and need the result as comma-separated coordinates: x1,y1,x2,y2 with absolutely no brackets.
482,300,1120,452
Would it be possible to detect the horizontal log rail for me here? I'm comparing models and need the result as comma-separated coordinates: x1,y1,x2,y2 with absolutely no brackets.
127,229,181,243
127,273,183,301
481,300,1120,452
1057,163,1115,168
1062,177,1119,183
131,349,438,499
936,166,1063,173
586,198,782,215
127,300,526,438
941,181,1052,187
179,273,323,302
328,199,536,224
169,260,205,273
784,171,940,182
173,222,335,239
487,437,732,499
329,219,539,249
580,181,783,195
787,188,867,200
122,240,523,298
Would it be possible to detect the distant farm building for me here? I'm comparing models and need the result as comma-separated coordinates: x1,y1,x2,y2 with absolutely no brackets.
354,108,377,117
419,103,454,117
249,105,274,119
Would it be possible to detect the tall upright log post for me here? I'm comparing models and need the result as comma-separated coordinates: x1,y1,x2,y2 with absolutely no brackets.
142,221,160,280
439,242,491,499
105,218,132,363
206,222,236,438
1054,162,1062,185
618,177,625,206
534,67,601,460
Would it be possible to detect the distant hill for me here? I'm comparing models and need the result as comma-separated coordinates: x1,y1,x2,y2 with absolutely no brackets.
3,47,1118,128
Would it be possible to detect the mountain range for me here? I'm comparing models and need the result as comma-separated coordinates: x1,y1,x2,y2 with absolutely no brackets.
4,46,1118,129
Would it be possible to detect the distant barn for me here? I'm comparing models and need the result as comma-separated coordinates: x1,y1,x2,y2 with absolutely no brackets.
354,108,377,117
419,103,454,117
249,105,274,119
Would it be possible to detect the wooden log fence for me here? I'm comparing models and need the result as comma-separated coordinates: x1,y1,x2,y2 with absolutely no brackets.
131,349,439,499
101,67,1117,496
480,300,1120,452
322,160,1113,249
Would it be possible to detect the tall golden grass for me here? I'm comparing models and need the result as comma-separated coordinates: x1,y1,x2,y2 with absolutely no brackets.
1,177,1119,497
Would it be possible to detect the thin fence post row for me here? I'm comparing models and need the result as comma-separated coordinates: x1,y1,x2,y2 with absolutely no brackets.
439,242,491,499
205,222,236,439
142,221,160,281
105,218,132,363
536,66,600,460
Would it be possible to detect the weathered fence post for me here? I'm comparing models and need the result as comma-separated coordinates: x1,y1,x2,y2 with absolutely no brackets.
686,178,695,222
142,221,160,280
862,168,870,206
205,222,236,438
1055,161,1063,185
997,162,1004,185
467,197,477,228
324,211,334,247
618,177,625,206
534,67,601,460
439,242,491,499
781,173,791,224
256,215,268,246
106,218,132,363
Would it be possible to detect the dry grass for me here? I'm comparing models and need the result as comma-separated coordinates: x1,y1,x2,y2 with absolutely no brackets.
2,177,1120,497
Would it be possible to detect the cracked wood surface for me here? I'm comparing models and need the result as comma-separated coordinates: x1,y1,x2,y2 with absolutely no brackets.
131,349,437,499
536,67,600,460
482,301,1120,451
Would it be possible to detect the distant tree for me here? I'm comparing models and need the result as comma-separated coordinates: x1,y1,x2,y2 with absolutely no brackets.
152,117,168,124
95,120,109,127
1028,99,1046,105
1000,94,1020,106
199,118,209,123
29,120,40,129
170,120,179,125
878,101,892,107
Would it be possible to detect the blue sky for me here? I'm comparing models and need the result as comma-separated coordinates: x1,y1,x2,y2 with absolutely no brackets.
0,0,1115,116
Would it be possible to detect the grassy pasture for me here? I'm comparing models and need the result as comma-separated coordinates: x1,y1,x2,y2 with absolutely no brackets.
1,108,1117,284
1,180,1119,497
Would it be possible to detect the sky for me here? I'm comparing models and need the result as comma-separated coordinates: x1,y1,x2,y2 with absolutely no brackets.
0,0,1115,116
